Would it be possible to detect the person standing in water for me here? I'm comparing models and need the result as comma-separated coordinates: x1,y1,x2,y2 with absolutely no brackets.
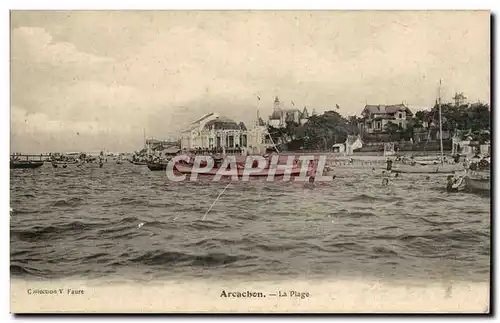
386,159,393,171
304,176,316,189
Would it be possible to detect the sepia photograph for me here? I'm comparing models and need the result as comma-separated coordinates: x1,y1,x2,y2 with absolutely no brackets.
9,9,491,313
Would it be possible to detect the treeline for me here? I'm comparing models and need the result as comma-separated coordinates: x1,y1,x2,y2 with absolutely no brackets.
267,110,358,150
267,99,490,150
380,101,490,142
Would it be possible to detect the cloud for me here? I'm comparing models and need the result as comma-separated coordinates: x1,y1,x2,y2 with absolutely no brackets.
11,105,101,135
11,26,113,66
10,11,490,153
10,105,144,153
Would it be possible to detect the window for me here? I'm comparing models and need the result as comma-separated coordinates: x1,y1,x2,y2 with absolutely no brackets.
240,134,247,147
398,113,403,119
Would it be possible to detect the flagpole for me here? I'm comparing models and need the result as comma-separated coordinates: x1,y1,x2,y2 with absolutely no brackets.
438,79,444,165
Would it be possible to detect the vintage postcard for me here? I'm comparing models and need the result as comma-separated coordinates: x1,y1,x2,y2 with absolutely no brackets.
9,10,491,313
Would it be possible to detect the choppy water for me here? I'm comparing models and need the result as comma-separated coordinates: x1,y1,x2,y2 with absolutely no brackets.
10,162,490,283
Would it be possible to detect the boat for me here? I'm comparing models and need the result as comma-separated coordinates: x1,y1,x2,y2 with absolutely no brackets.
147,162,168,171
10,161,44,169
446,156,490,193
447,170,490,193
390,162,464,174
388,80,465,174
464,173,490,192
51,160,79,165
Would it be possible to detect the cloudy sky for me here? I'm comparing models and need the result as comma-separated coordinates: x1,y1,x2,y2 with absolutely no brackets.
10,10,490,153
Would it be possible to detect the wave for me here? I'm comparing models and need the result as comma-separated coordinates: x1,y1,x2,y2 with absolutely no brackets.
9,163,490,282
10,263,48,277
81,253,113,264
347,193,396,203
347,211,377,218
380,226,399,230
52,197,85,207
371,246,399,257
103,197,150,208
253,243,298,252
10,208,52,215
436,229,489,243
186,237,254,248
11,220,101,242
420,218,463,226
326,241,360,249
188,220,233,230
127,250,254,267
227,212,260,220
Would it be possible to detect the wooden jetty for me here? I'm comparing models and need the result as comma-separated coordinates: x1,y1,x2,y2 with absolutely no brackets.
10,154,52,162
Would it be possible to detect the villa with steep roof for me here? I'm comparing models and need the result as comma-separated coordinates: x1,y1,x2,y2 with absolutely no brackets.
358,103,413,134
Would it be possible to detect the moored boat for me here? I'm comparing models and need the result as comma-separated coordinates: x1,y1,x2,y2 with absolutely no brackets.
446,165,490,193
464,174,490,192
10,161,44,169
389,80,464,175
147,163,168,171
390,162,464,174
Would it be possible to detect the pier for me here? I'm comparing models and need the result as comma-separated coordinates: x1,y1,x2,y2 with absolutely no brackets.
10,154,52,162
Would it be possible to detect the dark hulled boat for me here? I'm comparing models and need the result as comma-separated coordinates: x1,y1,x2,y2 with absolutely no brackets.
147,163,168,171
10,161,44,169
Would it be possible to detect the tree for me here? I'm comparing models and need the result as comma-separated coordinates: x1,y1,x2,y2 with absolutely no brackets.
431,98,490,135
403,118,422,141
285,121,300,140
384,122,402,141
267,125,286,145
415,110,428,123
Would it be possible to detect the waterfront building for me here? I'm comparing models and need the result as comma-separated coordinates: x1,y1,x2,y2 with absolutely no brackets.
180,113,276,154
345,134,364,155
451,130,490,157
358,103,413,134
331,135,364,155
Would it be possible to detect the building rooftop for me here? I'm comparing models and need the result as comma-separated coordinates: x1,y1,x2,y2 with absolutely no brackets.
270,108,306,120
362,104,413,116
204,116,242,130
190,112,217,125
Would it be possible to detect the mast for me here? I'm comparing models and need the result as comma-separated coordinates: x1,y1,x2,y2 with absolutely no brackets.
438,79,444,165
256,96,261,127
